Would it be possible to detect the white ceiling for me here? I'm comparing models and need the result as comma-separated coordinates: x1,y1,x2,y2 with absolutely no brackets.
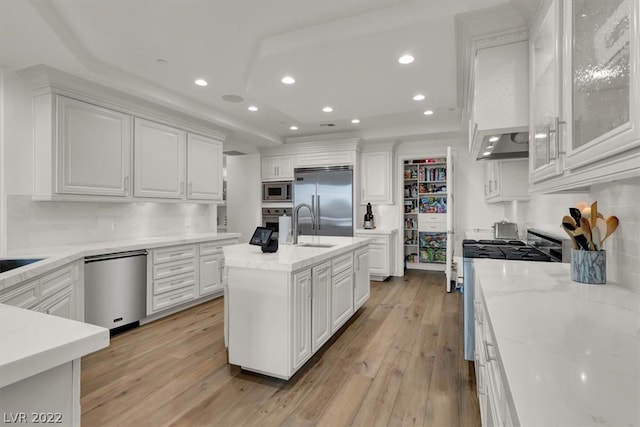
0,0,533,149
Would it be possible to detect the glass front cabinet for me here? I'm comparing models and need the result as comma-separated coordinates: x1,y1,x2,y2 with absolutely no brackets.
529,0,640,191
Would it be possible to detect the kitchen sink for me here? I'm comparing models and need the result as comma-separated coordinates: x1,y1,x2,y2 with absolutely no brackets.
0,258,45,274
295,243,335,248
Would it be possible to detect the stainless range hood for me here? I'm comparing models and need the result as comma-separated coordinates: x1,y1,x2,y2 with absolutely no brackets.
475,131,529,160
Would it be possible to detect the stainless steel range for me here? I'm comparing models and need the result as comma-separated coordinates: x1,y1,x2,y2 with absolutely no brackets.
463,230,569,361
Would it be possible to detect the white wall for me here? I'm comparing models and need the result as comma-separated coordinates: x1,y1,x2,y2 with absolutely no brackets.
0,68,218,253
227,153,261,242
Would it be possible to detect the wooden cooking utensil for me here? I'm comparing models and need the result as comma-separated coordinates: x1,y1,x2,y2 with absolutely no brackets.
580,217,594,250
590,201,598,228
601,216,619,245
575,201,588,211
562,215,576,228
595,218,607,248
561,221,578,249
569,207,582,225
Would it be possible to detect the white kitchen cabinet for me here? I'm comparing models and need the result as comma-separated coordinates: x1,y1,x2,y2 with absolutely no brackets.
52,96,132,197
199,253,224,296
330,253,354,333
529,0,564,183
360,150,393,204
529,0,640,192
187,133,224,201
261,155,293,181
148,244,198,314
311,262,331,353
292,269,312,370
355,230,397,281
0,261,82,321
484,159,529,203
354,246,370,310
134,118,185,199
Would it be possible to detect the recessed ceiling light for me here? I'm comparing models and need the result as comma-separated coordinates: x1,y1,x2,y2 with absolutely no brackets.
489,136,500,142
486,145,494,149
423,110,434,116
248,105,258,112
483,151,492,156
398,54,415,65
413,94,425,101
281,75,295,85
534,133,547,139
290,126,298,130
322,106,333,113
351,119,360,124
194,79,208,87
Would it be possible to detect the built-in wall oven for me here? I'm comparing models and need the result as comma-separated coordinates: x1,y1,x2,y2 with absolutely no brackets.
262,207,292,237
262,181,292,201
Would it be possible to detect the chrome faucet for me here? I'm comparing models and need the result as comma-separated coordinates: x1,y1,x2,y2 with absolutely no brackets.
292,203,315,245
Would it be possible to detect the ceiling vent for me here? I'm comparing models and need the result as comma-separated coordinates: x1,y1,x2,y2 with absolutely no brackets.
319,123,336,127
223,150,246,156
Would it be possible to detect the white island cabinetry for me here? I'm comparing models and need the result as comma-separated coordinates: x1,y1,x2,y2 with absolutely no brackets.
224,236,370,380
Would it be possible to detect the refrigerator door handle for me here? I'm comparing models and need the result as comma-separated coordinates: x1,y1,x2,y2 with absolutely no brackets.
317,195,321,230
311,195,316,230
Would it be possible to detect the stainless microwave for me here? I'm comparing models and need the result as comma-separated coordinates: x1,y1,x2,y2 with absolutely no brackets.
262,181,291,201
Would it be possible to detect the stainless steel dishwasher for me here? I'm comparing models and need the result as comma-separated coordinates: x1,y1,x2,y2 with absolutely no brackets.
84,250,147,331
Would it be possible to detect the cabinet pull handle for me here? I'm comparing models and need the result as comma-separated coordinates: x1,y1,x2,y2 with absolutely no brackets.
180,181,184,194
124,176,129,191
548,116,566,161
170,266,183,271
189,182,193,195
170,295,183,301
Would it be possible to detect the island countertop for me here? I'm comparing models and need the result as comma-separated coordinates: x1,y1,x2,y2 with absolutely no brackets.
223,236,371,272
472,258,640,426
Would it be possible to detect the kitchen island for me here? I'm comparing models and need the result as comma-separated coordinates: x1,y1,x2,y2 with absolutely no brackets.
471,259,640,426
223,236,370,379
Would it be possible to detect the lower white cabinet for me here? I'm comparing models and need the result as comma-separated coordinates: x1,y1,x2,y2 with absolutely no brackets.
354,247,370,310
355,230,397,281
474,271,516,427
311,262,331,353
293,269,312,370
331,253,354,333
0,260,82,321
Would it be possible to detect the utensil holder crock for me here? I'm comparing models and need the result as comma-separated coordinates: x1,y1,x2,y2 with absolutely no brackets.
570,249,606,284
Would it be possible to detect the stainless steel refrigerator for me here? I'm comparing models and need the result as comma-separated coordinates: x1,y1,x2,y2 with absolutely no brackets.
293,166,353,237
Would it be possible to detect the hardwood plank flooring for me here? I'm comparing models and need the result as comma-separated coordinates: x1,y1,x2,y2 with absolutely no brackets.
81,270,480,427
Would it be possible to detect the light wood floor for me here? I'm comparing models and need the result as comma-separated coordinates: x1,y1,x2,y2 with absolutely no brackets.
81,270,480,427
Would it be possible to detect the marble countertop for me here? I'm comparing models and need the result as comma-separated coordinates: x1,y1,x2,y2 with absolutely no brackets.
223,235,370,272
354,228,398,235
0,304,109,388
473,259,640,426
0,232,240,291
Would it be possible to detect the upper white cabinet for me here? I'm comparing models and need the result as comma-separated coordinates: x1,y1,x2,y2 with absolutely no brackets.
360,151,393,204
529,0,564,183
48,96,132,197
187,133,223,201
529,0,640,192
484,159,529,203
470,40,529,160
261,155,293,181
134,118,185,199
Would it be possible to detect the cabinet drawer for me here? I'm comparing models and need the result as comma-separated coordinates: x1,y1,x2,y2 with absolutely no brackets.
151,285,196,312
0,280,39,308
419,213,446,223
355,234,387,246
418,222,446,232
153,258,197,280
331,252,353,276
39,264,77,298
199,239,235,256
153,272,196,295
153,245,196,264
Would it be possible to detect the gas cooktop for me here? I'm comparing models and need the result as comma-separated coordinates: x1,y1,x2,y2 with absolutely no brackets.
462,239,553,262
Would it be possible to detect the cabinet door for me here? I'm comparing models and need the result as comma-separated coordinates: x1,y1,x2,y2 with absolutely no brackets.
261,155,293,181
564,0,640,170
354,248,370,310
368,243,387,276
134,118,185,199
57,96,131,196
33,288,74,320
529,0,564,182
311,262,331,353
331,269,354,333
199,253,224,296
292,269,312,370
187,133,223,200
361,151,392,204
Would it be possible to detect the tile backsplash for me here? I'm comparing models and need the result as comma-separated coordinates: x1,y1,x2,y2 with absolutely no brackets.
6,195,217,250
